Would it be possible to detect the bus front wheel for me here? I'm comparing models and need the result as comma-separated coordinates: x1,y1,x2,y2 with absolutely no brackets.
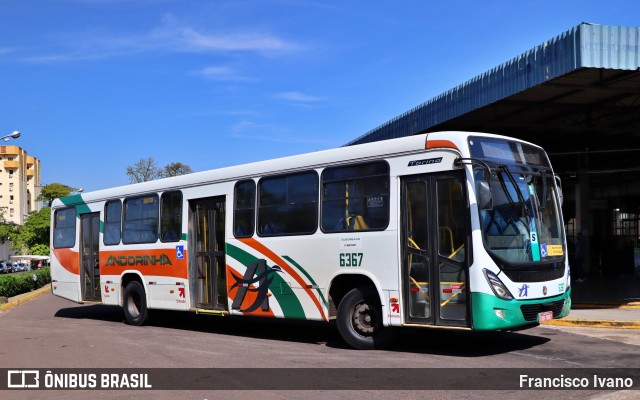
336,287,394,350
123,281,149,326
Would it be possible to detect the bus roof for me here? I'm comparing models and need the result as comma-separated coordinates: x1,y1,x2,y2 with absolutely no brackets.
53,131,540,207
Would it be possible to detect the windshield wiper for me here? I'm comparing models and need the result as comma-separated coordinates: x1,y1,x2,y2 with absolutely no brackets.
498,165,530,219
498,165,533,256
526,167,551,211
539,168,549,210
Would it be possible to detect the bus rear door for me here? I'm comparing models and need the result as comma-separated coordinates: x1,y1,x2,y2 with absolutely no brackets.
189,197,228,311
80,212,101,302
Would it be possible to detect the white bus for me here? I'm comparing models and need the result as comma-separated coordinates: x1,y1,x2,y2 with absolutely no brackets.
50,131,570,349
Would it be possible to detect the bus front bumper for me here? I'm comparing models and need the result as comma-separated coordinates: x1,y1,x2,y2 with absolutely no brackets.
471,287,571,331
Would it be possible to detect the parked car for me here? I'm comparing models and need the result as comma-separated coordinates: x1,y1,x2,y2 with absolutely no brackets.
12,262,27,273
0,261,9,274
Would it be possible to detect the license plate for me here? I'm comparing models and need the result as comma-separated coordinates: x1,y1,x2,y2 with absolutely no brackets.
538,311,553,322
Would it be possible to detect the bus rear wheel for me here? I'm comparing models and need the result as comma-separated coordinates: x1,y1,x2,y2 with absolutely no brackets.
336,287,395,350
123,281,149,326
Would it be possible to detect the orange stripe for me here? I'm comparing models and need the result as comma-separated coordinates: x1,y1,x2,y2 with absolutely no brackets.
53,248,79,275
101,249,188,279
239,238,327,321
426,139,458,150
52,248,187,279
226,265,275,318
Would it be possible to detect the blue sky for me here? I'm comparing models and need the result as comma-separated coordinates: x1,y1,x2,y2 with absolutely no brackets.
1,0,638,192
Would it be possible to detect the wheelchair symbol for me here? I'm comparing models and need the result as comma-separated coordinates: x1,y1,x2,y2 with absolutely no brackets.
540,244,548,258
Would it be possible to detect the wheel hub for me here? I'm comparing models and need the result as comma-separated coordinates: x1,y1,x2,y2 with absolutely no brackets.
352,302,376,335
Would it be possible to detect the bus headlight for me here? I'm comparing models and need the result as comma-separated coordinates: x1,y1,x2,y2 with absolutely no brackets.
483,269,513,300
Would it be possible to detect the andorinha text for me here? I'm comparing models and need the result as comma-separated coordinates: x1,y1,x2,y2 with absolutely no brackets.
105,255,172,267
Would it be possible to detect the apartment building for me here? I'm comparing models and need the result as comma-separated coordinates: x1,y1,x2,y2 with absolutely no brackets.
0,145,41,225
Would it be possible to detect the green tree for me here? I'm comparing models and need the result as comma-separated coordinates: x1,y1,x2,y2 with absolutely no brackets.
0,183,72,255
126,157,163,183
30,243,50,256
127,157,193,182
38,183,77,205
163,162,193,177
0,223,18,244
0,203,17,247
12,207,51,254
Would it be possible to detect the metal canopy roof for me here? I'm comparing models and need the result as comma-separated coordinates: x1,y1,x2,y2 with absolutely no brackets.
346,23,640,183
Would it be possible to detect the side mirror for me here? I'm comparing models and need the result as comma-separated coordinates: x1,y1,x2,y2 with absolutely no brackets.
477,180,493,210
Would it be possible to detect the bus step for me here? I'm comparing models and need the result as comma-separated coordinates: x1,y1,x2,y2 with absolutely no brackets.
194,309,228,316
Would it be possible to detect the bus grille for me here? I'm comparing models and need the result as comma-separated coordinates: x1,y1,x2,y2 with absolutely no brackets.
502,268,564,283
520,300,565,322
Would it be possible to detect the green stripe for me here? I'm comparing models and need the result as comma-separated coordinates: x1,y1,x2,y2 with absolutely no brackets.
531,241,541,262
283,255,328,308
226,243,306,319
60,194,91,216
528,184,541,262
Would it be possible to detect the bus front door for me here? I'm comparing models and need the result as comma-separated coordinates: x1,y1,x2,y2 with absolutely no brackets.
401,172,470,327
189,197,228,310
80,212,101,302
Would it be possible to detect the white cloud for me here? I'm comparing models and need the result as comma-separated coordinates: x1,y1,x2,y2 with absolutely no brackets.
177,28,296,53
149,13,300,54
197,66,234,76
192,65,253,81
230,120,332,145
22,48,130,63
275,91,324,103
21,13,301,63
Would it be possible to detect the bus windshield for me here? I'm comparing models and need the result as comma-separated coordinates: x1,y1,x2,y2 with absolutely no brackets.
469,137,565,265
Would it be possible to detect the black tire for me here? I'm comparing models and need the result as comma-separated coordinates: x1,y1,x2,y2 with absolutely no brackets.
336,287,395,350
123,281,149,326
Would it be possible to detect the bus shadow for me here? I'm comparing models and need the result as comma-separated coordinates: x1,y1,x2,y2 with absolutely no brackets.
55,304,125,323
55,304,549,356
54,304,341,346
390,328,550,356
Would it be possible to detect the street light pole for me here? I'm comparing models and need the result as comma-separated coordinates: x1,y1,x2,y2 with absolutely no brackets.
0,131,22,224
0,131,20,142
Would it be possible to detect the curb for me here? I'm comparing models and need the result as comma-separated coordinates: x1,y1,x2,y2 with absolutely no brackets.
542,319,640,329
540,301,640,329
0,284,51,312
572,302,640,310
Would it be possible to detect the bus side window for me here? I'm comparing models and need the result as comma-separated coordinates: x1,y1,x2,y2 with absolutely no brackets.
258,172,318,236
53,207,77,248
160,191,182,242
123,194,159,244
234,180,256,238
321,161,389,233
104,199,122,245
